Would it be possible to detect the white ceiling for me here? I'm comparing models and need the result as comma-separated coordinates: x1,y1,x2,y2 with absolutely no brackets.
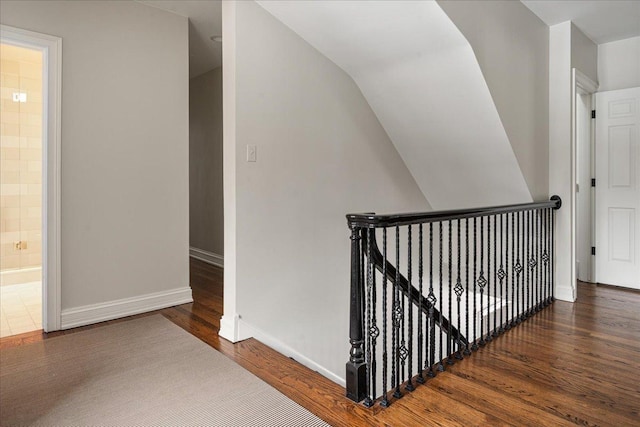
136,0,639,79
138,0,222,78
521,0,640,44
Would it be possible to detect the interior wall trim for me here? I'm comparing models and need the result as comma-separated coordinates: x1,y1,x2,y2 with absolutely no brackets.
189,247,224,268
60,287,193,329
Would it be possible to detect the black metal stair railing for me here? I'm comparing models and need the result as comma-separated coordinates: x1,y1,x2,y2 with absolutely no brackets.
345,196,561,407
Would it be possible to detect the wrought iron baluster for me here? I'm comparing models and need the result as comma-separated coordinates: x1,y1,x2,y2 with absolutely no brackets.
511,212,517,327
551,207,556,300
371,232,379,402
535,210,540,312
486,215,492,342
399,229,408,392
417,224,425,384
535,210,542,313
492,214,497,338
531,211,537,312
522,211,527,321
428,223,436,378
545,208,551,306
438,222,444,371
545,209,548,305
525,210,531,318
548,208,553,304
531,211,535,313
541,209,547,306
520,212,524,320
454,219,464,359
406,226,414,392
464,218,471,355
364,229,374,407
540,209,544,309
544,208,548,304
472,217,478,351
503,213,513,331
498,214,509,334
393,226,402,399
447,220,454,363
540,210,545,306
520,211,526,321
516,211,523,324
479,216,487,346
381,228,389,407
527,211,538,316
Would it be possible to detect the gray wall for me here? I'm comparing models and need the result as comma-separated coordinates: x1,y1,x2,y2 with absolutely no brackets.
571,23,598,83
437,0,550,201
190,67,224,256
232,0,430,381
0,1,190,309
598,36,640,91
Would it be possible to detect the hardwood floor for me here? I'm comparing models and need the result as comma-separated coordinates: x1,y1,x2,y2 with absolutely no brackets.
2,260,639,426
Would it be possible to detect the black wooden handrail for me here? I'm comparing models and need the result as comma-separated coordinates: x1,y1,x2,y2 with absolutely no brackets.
361,230,468,346
347,196,561,228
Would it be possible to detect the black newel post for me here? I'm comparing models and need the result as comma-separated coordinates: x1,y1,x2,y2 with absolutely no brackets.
346,225,367,403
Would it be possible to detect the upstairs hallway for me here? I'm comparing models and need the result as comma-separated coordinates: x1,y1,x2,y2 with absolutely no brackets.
1,258,638,426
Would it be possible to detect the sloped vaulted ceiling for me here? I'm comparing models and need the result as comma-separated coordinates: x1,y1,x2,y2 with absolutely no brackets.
256,0,531,210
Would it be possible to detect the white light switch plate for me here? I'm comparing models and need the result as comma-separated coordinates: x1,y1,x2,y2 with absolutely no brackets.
247,145,257,162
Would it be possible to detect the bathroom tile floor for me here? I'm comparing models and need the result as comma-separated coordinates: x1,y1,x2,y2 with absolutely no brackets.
0,281,42,338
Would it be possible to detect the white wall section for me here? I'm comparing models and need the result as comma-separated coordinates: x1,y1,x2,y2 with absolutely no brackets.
227,0,429,382
219,0,239,342
549,21,575,302
256,0,531,210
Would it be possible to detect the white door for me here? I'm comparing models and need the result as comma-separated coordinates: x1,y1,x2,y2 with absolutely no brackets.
595,87,640,289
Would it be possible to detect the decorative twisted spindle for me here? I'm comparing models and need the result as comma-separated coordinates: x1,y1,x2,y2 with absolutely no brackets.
406,226,414,392
381,228,389,407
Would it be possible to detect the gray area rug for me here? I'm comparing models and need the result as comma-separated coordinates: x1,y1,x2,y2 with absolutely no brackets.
0,315,330,426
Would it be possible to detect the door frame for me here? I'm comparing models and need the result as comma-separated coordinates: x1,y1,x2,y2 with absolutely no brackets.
571,68,598,291
1,25,62,332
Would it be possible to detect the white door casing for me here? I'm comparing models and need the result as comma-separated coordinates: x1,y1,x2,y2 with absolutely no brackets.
595,87,640,289
576,92,593,282
0,25,62,331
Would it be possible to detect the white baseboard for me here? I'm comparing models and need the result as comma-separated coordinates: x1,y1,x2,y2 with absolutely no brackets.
237,319,345,387
61,287,193,330
189,247,224,268
219,313,241,342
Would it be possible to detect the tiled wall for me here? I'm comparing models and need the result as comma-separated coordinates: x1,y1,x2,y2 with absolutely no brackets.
0,43,43,274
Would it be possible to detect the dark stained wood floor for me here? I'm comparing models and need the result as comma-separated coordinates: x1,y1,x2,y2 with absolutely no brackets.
2,259,639,426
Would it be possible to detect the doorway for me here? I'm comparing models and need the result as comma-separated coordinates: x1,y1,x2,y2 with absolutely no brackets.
575,91,594,282
572,69,598,291
0,42,44,337
0,25,61,334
